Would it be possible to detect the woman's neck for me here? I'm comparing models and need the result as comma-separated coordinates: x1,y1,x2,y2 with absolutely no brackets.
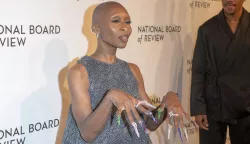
92,41,117,64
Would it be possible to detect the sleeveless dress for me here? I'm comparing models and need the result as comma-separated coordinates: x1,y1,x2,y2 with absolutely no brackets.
62,56,152,144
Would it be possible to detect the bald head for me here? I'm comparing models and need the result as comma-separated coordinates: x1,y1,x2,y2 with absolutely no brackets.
90,1,132,49
92,1,127,26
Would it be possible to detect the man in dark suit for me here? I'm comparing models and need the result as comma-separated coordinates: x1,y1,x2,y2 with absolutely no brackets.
190,0,250,143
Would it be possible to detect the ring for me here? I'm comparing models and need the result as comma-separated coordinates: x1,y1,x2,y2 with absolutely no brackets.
135,101,144,108
143,100,157,109
135,100,157,109
168,111,179,117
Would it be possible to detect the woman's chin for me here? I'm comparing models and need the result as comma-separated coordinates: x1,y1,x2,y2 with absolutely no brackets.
117,43,128,49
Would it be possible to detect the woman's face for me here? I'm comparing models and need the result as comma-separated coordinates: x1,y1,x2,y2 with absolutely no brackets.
95,4,132,49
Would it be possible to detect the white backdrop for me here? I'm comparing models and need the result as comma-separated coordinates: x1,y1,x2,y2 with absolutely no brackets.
0,0,249,143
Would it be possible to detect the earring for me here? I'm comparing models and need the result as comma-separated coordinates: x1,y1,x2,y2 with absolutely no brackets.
96,33,100,38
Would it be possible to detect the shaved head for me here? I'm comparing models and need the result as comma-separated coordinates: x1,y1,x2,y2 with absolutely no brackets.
90,1,132,49
92,1,127,27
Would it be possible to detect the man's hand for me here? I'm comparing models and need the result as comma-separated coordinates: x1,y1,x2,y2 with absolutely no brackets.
195,115,209,130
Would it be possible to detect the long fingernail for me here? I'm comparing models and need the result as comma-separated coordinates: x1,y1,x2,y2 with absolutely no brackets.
117,115,121,126
157,108,163,119
132,122,140,137
157,112,161,119
183,127,188,140
143,100,156,109
150,114,158,123
139,120,148,134
158,108,163,113
145,111,157,123
145,111,152,116
178,128,183,142
168,124,172,139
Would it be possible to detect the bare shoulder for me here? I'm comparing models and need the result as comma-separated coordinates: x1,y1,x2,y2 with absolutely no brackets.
127,63,149,101
67,63,90,93
67,63,88,80
128,63,144,83
67,63,92,124
128,63,141,75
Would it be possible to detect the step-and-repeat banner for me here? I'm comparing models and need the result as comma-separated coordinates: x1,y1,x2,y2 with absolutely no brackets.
0,0,249,143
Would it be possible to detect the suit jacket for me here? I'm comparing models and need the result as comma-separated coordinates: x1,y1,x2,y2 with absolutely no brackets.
190,8,250,121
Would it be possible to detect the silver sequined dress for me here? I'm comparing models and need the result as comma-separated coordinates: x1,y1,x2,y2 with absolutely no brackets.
62,56,152,144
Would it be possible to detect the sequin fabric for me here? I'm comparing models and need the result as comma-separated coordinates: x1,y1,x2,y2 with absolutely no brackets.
62,56,152,144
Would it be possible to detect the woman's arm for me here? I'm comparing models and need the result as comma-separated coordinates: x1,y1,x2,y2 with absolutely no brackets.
68,64,115,143
128,63,168,131
68,63,146,142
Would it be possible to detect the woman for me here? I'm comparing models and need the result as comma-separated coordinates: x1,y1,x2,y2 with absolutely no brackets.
62,1,193,144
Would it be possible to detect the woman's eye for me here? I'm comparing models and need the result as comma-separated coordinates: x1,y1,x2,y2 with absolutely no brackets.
112,20,120,23
126,21,132,24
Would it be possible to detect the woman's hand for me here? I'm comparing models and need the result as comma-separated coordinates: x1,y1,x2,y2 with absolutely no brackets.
107,89,150,136
159,91,196,141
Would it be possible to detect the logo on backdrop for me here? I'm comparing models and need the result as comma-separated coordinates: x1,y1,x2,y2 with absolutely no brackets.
137,25,181,44
0,119,59,144
189,0,221,8
184,122,196,136
187,59,192,75
0,25,60,48
149,95,162,106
